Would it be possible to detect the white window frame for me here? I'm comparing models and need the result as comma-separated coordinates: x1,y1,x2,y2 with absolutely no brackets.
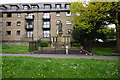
66,21,72,25
17,13,21,17
17,21,21,26
67,29,72,34
52,37,57,43
64,37,68,43
65,4,69,9
27,31,33,38
56,12,60,16
6,22,11,26
64,37,70,43
16,30,20,35
11,5,18,10
31,5,38,10
66,12,71,16
43,21,50,28
23,6,29,10
6,31,11,35
43,30,50,38
43,13,50,18
44,5,51,9
56,4,61,9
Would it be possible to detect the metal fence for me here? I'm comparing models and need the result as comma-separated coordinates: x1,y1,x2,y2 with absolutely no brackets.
30,41,116,54
29,41,83,54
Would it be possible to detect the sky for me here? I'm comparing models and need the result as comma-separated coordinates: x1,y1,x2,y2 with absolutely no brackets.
0,0,78,4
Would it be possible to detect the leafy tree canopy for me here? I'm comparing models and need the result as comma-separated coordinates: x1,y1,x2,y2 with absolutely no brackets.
70,2,118,40
69,2,119,51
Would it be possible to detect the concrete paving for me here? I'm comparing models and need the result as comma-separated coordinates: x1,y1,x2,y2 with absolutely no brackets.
1,53,120,60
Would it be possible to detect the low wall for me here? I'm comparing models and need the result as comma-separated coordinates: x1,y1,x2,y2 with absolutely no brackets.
2,41,29,46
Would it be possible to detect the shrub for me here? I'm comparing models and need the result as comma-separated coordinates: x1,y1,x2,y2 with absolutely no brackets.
2,44,10,49
40,41,48,47
72,43,81,47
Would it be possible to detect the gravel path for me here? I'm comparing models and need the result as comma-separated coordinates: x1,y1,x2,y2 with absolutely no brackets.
1,53,119,60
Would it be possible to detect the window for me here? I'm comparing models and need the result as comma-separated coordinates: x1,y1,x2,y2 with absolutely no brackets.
65,4,69,9
17,13,21,17
31,5,38,10
55,4,61,9
43,21,50,28
66,21,72,24
43,13,50,18
7,13,12,17
23,5,29,10
27,31,33,38
16,30,20,35
2,5,7,10
44,4,51,9
26,22,33,29
28,22,33,25
6,31,11,35
25,13,34,19
52,37,57,43
56,12,60,16
0,22,3,26
56,20,61,25
6,22,11,26
66,12,71,16
43,30,50,38
67,29,72,34
10,5,18,10
64,37,70,43
17,21,21,26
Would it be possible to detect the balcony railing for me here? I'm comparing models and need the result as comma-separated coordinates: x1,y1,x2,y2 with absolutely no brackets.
43,33,51,38
42,25,50,28
25,15,34,20
25,25,34,29
42,15,51,20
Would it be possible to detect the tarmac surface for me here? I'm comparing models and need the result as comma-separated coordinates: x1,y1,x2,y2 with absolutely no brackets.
1,53,119,60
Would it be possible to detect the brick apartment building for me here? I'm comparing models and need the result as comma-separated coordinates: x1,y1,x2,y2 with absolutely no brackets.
0,2,74,47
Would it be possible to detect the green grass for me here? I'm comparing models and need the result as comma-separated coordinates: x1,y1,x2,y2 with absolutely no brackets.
2,45,29,54
2,56,119,78
92,47,120,56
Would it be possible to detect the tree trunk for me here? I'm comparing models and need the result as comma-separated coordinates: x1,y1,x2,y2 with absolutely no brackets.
81,38,93,53
116,5,120,54
116,24,120,53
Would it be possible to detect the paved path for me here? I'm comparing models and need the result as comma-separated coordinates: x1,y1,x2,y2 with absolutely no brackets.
1,53,119,60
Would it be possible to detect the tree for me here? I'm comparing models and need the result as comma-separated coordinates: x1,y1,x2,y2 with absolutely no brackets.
69,2,118,52
106,28,116,40
108,2,120,53
116,2,120,53
39,41,48,53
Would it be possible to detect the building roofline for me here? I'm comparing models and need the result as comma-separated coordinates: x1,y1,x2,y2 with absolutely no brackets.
1,2,71,5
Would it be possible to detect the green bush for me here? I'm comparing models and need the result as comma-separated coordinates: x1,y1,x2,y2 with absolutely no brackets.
40,41,48,47
72,43,81,47
2,44,10,49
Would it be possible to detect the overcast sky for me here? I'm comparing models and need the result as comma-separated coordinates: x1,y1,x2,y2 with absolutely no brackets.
0,0,79,4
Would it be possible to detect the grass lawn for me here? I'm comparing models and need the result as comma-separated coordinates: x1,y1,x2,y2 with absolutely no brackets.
92,47,120,56
1,45,29,54
2,56,119,78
